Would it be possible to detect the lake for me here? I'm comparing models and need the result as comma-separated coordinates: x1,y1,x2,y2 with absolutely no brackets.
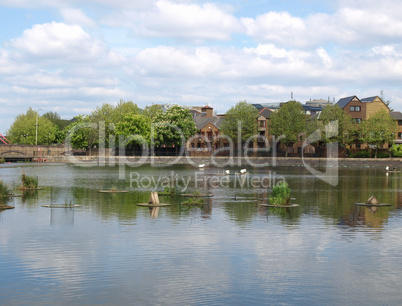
1,163,402,305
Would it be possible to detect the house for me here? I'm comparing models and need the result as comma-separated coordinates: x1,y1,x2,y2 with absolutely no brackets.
187,106,225,153
255,108,273,150
335,95,389,123
390,111,402,144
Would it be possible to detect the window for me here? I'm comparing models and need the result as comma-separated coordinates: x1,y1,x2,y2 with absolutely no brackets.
398,120,402,126
350,106,361,112
398,132,402,139
352,118,362,124
259,120,266,128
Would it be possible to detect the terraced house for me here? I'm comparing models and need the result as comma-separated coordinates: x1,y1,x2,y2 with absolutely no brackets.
336,95,389,123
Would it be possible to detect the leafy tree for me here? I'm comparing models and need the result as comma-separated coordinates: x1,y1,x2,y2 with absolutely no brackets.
220,101,258,154
359,110,397,158
116,113,152,145
42,111,70,130
311,105,355,145
269,101,307,156
152,105,197,149
7,108,57,145
112,100,140,122
64,115,98,152
143,104,163,118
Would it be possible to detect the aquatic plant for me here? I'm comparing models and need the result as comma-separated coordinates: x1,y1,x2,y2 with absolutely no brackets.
0,181,11,197
21,174,38,189
163,186,181,195
182,197,204,205
269,182,291,205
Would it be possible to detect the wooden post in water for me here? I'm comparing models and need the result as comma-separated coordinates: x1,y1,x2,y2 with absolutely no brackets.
149,191,160,205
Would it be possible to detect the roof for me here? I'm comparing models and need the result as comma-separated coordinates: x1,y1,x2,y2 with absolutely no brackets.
390,111,402,120
252,102,283,110
302,105,322,112
361,96,379,103
258,108,273,119
194,116,222,130
201,105,213,109
336,96,358,108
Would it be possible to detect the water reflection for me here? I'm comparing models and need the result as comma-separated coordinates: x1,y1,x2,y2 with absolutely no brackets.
1,164,402,304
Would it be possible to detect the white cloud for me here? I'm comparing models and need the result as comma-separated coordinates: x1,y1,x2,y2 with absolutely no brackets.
242,4,402,48
60,8,97,28
134,46,224,77
9,22,108,62
103,0,242,41
242,12,307,47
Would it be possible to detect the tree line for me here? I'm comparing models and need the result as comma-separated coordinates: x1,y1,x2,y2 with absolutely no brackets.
6,101,197,153
6,100,399,158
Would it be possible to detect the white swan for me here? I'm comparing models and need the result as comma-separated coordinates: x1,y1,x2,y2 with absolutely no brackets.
386,166,389,171
199,164,205,168
240,169,247,174
225,170,230,175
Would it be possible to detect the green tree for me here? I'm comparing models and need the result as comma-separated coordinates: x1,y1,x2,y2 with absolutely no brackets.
269,101,307,157
116,113,152,146
220,101,258,154
112,100,140,122
359,110,397,158
7,108,57,145
42,111,70,130
64,115,98,152
152,105,197,150
315,105,355,145
143,104,163,118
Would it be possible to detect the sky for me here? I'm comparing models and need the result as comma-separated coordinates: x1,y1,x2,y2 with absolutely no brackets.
1,0,402,133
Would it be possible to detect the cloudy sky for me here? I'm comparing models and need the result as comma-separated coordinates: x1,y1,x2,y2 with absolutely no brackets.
1,0,402,133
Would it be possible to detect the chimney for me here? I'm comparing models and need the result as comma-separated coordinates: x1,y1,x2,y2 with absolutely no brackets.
201,105,213,117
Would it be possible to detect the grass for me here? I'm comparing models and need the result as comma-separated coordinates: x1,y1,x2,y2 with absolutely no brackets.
163,186,181,195
182,197,205,205
0,181,11,197
21,174,38,189
269,182,291,205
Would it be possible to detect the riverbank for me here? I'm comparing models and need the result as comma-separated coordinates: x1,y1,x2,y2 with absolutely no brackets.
37,155,402,168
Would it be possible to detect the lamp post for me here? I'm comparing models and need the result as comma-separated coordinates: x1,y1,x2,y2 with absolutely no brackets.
35,108,42,145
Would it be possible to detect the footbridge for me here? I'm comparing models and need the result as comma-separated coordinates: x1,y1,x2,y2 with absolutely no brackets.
0,145,67,162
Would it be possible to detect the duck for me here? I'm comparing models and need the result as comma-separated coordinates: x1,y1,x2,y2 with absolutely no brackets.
225,170,230,175
386,166,389,171
240,169,247,174
199,164,205,168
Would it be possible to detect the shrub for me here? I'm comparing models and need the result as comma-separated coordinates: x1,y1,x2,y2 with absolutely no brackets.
269,181,291,205
390,144,402,157
350,150,371,158
0,158,5,164
0,181,11,197
163,186,180,195
21,174,38,189
377,152,390,158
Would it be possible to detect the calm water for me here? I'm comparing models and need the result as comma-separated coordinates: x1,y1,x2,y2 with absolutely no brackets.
1,163,402,305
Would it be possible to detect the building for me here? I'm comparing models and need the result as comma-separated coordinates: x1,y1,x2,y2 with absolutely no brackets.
390,111,402,144
335,95,389,123
187,106,225,154
306,98,334,108
255,108,273,150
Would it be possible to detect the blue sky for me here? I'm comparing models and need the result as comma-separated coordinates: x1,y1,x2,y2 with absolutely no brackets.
1,0,402,133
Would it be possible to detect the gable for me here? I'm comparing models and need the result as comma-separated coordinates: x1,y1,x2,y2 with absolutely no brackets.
336,96,360,109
